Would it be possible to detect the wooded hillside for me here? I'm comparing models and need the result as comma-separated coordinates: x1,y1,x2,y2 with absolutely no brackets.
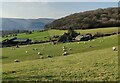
45,7,120,30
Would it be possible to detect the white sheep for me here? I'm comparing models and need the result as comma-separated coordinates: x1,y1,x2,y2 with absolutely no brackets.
14,59,19,62
62,51,68,56
26,51,28,53
63,48,66,51
34,48,37,50
62,46,65,49
112,46,116,51
38,52,41,55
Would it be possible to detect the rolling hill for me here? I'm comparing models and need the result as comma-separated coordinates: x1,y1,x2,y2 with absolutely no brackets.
1,18,54,31
45,7,120,30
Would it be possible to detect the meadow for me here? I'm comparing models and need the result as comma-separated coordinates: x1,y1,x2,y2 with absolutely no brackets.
2,27,118,41
2,27,119,81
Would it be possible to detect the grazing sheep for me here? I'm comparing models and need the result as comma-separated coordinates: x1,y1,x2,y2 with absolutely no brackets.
14,59,20,62
26,51,28,53
63,48,66,51
38,52,41,55
112,46,116,51
34,48,37,50
47,55,52,58
33,48,38,50
62,46,65,49
39,56,44,59
62,51,68,56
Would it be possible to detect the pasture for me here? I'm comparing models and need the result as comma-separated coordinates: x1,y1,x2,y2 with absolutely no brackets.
2,27,118,41
2,27,119,81
2,34,119,81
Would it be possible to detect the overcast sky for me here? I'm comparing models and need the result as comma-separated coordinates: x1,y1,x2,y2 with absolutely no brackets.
1,2,118,19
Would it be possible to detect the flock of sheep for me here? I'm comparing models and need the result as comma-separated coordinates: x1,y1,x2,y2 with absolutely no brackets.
13,39,117,62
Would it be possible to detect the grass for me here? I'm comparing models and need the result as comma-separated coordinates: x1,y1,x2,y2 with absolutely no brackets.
2,34,119,64
1,27,119,81
2,46,118,81
2,27,118,41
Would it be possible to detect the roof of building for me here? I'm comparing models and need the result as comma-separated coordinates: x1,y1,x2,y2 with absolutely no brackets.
12,38,30,42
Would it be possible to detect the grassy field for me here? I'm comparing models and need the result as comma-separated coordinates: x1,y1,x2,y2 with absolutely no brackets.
2,34,118,64
1,27,119,81
2,46,119,81
2,34,119,81
2,27,118,41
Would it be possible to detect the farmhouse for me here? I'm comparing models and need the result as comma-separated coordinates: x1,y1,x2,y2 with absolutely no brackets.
75,34,92,41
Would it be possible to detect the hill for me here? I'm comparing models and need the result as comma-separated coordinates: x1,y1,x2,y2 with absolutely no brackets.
1,18,54,31
45,7,120,30
2,35,119,81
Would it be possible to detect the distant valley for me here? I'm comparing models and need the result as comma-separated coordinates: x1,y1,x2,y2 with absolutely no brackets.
1,18,54,31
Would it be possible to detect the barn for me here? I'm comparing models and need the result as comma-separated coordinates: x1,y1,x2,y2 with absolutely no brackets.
2,37,32,47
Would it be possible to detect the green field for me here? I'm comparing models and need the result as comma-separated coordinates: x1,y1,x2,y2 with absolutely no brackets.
2,27,118,41
2,27,119,81
2,34,119,81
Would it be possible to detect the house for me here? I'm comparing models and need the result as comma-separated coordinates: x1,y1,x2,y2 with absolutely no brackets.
75,34,93,41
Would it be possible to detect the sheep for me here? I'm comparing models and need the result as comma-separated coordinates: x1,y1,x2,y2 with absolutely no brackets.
62,46,65,49
62,51,68,56
34,48,37,50
38,52,41,55
63,48,66,51
39,56,44,59
47,55,52,58
112,46,116,51
14,59,20,62
26,51,28,53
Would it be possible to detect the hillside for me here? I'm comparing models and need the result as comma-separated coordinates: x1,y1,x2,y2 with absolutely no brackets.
2,35,119,81
45,7,120,30
2,27,118,41
1,18,54,31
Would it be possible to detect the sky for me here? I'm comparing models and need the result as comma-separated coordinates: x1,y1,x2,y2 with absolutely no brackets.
1,2,118,19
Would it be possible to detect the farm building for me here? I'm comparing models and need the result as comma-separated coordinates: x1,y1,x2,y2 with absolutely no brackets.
12,38,32,44
2,37,32,47
75,34,93,41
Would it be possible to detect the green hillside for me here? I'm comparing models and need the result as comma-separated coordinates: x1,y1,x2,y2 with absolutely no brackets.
3,45,118,81
2,27,118,41
2,27,119,81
